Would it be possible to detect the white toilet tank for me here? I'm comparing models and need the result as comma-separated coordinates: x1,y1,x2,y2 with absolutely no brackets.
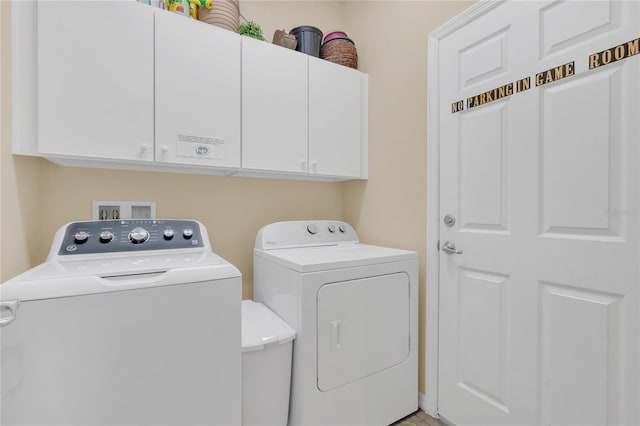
242,300,295,426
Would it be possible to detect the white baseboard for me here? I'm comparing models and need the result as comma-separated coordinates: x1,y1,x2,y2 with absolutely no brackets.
419,392,438,418
418,392,426,411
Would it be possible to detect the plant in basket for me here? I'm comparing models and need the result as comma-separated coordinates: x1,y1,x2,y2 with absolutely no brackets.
239,21,265,41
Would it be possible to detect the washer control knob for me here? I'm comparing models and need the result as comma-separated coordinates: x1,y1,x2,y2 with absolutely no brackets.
307,224,318,235
99,231,114,243
129,227,149,244
163,229,175,240
339,224,347,233
328,224,336,233
74,231,89,244
183,228,194,239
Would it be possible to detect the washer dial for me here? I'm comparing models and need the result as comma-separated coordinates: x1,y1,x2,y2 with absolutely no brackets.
129,227,149,244
99,231,114,243
74,231,89,244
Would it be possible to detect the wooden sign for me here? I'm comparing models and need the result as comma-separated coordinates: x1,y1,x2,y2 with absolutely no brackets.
535,62,575,86
450,36,639,114
589,37,639,69
467,83,513,109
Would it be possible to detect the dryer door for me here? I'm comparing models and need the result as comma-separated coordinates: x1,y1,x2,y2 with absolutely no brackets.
317,272,410,391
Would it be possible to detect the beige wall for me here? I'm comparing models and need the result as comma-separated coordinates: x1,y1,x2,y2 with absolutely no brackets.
342,1,473,393
0,1,473,395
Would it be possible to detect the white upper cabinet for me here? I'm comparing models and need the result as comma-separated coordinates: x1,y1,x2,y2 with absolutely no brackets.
37,1,154,162
16,2,367,180
241,37,308,174
155,11,241,169
309,56,364,178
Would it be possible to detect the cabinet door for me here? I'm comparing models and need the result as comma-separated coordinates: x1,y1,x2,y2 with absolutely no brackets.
37,1,154,162
309,57,363,178
242,37,308,173
155,11,240,169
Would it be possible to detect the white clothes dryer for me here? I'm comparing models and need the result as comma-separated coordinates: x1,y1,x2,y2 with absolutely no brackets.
253,220,418,426
0,219,241,426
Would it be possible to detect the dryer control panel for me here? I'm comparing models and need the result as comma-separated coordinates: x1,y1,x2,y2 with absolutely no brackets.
255,220,359,250
57,220,204,255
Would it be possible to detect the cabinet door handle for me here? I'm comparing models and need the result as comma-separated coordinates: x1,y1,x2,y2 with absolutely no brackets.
311,160,318,171
160,145,169,154
139,143,149,152
300,159,307,170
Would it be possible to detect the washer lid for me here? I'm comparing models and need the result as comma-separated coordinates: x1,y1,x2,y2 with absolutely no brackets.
242,300,295,352
0,252,240,302
254,243,417,273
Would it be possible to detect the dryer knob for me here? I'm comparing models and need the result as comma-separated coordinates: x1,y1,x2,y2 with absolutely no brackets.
339,224,347,233
74,231,89,244
307,224,318,235
163,229,175,240
328,224,336,233
183,228,194,239
129,227,149,244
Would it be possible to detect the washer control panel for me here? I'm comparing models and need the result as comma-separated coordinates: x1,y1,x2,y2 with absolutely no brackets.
58,220,204,255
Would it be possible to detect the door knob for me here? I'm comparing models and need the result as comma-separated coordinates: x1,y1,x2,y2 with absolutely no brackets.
442,241,463,255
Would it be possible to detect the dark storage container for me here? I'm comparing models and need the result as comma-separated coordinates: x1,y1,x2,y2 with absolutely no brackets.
290,26,323,57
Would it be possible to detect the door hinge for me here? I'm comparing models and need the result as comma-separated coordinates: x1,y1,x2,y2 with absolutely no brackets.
437,240,440,251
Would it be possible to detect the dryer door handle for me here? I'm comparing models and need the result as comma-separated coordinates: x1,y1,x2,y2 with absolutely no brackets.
330,320,342,352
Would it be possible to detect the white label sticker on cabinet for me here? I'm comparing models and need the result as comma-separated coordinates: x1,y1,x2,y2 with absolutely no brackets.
176,134,225,160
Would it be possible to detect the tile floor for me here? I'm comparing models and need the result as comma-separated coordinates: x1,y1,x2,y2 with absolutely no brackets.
393,409,445,426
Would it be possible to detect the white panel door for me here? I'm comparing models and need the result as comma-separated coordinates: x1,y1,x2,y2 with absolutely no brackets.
242,37,308,173
37,1,154,162
155,10,240,169
309,57,362,178
438,1,639,425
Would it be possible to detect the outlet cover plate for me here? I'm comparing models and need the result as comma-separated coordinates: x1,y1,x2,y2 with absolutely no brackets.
93,201,156,221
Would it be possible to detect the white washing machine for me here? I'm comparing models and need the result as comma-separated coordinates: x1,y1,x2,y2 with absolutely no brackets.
253,220,418,426
0,219,241,426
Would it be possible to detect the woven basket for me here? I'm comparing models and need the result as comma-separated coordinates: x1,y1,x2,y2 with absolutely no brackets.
198,0,239,33
320,38,358,69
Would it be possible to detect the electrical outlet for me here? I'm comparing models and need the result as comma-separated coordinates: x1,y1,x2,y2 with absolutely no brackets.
93,201,156,220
